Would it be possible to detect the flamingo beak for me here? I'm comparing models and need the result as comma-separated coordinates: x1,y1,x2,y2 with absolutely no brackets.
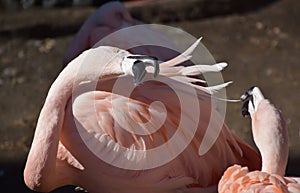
241,100,250,117
240,86,256,101
240,86,256,117
130,55,160,85
132,60,147,85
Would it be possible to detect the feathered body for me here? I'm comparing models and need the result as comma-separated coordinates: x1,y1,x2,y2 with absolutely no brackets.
219,165,300,193
24,42,261,193
218,87,300,193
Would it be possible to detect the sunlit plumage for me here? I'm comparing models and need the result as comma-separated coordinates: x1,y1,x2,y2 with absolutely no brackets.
218,87,300,193
24,39,261,193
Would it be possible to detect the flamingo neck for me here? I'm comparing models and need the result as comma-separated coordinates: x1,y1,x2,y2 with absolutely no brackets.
254,102,289,176
25,47,125,187
24,58,79,190
261,147,288,176
45,47,126,121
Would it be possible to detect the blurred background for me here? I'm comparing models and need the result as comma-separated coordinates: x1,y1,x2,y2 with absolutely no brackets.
0,0,299,192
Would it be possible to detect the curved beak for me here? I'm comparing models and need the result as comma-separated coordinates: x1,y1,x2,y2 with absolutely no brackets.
240,86,256,117
132,60,147,85
129,55,160,85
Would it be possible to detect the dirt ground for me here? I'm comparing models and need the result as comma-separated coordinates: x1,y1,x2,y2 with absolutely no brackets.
0,0,299,192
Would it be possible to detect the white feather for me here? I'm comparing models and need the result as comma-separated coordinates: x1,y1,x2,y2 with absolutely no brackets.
180,62,228,76
160,37,202,68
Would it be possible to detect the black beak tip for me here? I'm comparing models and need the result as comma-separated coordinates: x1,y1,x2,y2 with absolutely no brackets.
242,108,250,117
241,100,250,117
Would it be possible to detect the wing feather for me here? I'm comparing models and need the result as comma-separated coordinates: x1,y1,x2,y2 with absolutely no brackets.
219,165,300,193
72,77,260,184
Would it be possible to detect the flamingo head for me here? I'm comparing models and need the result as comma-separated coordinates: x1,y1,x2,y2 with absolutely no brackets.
70,47,161,87
240,86,265,118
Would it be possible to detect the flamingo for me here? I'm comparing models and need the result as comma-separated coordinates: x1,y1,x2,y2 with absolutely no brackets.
24,38,261,193
63,1,145,66
218,87,300,193
63,1,135,65
63,1,177,66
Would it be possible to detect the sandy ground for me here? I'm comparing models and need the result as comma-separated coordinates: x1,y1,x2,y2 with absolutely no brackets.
0,0,299,192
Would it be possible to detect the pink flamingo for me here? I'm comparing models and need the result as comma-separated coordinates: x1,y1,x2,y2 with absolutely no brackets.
63,1,134,65
63,1,177,66
24,38,261,192
218,87,300,193
63,1,145,66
